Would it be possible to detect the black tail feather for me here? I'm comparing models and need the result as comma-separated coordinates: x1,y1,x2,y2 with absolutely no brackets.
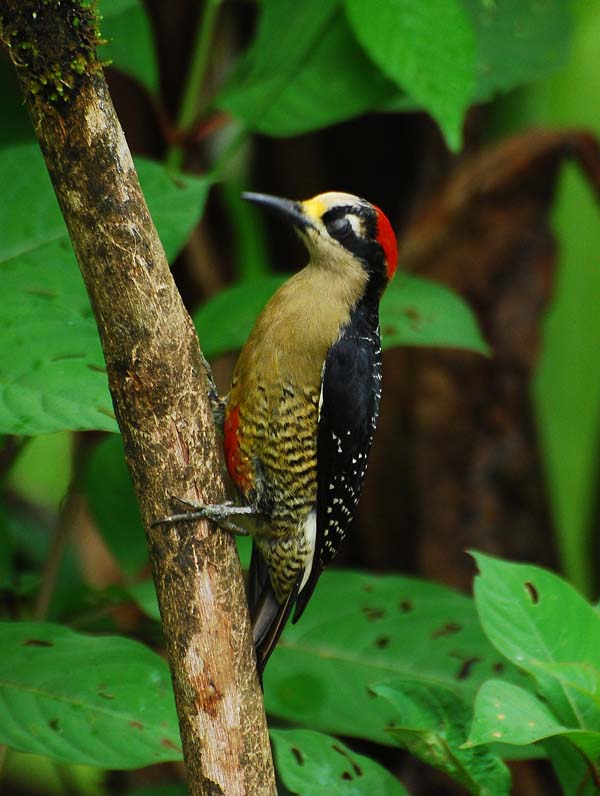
248,544,298,676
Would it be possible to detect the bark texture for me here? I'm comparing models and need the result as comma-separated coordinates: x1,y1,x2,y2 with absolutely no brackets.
0,2,276,794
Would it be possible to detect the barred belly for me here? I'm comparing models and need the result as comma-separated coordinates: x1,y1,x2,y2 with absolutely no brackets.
236,382,320,601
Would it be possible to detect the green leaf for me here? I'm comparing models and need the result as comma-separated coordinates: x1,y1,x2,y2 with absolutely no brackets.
127,580,161,622
194,275,286,358
466,680,600,760
472,553,600,732
0,143,210,435
271,728,408,795
8,433,72,511
462,0,571,102
218,1,403,137
195,273,488,360
0,621,180,768
143,164,212,264
344,0,476,150
100,0,159,94
0,147,64,264
468,680,564,748
236,534,253,570
543,736,600,796
528,4,600,595
0,143,210,265
84,435,147,577
380,274,489,354
1,237,116,434
373,679,510,796
264,570,521,745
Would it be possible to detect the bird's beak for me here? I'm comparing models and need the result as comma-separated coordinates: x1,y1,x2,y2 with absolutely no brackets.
242,192,314,231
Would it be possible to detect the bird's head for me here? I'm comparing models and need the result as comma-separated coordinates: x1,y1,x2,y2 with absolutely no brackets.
243,191,398,293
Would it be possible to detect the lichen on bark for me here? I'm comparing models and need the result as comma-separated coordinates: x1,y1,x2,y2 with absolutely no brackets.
0,0,102,103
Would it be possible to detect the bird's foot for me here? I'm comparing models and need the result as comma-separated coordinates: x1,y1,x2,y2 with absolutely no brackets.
152,496,252,536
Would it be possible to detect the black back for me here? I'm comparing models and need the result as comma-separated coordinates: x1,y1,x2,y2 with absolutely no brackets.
292,298,382,622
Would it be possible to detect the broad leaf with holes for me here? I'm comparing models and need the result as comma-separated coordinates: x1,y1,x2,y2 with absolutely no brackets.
271,728,408,795
373,679,510,796
472,553,600,780
466,679,600,761
264,570,520,745
473,553,600,727
0,143,210,435
0,622,180,768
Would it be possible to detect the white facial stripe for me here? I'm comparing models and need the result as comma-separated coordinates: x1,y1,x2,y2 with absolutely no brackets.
346,214,363,236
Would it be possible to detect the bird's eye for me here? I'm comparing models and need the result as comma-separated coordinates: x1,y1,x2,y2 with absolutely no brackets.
327,216,353,241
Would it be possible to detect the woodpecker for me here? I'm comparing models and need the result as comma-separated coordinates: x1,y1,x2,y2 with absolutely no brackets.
159,191,398,673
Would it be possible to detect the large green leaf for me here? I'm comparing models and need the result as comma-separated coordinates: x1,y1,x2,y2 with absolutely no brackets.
217,0,403,136
463,0,571,102
0,147,64,263
100,0,159,94
194,273,488,359
527,3,600,595
0,622,180,769
373,679,510,796
344,0,476,151
0,143,210,435
1,237,114,434
140,162,212,264
381,274,489,354
264,570,521,745
473,553,600,732
271,728,408,795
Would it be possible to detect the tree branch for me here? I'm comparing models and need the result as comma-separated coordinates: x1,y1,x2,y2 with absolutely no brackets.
0,2,275,794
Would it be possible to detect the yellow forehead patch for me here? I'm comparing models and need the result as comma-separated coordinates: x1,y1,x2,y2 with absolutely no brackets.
301,196,327,221
301,191,363,223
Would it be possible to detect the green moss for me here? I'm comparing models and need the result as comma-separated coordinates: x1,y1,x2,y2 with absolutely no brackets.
0,0,103,105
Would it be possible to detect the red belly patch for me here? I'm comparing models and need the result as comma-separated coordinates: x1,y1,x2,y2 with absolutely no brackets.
223,405,251,491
